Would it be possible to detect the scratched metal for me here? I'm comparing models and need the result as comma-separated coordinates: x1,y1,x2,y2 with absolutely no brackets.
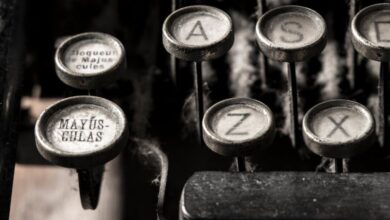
181,171,390,220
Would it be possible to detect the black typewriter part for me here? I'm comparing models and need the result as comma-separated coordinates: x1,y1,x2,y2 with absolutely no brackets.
2,0,390,219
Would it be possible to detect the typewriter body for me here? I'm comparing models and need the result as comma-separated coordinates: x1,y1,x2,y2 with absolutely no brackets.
2,0,390,219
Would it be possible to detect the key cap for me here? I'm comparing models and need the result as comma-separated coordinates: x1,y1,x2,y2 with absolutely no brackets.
351,3,390,148
256,5,327,148
35,96,129,209
202,98,275,171
163,5,234,145
162,5,234,62
302,99,375,172
55,32,126,90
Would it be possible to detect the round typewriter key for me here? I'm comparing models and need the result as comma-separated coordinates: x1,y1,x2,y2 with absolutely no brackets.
255,5,326,148
35,96,128,209
351,3,390,148
55,32,126,89
162,5,234,61
203,98,275,171
35,95,128,168
303,99,375,170
256,5,327,62
163,5,234,146
351,3,390,62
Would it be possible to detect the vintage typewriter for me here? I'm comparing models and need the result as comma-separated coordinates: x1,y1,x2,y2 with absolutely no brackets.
2,0,390,219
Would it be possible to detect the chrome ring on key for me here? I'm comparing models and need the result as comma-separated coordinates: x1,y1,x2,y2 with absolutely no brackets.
55,32,126,90
202,98,275,172
35,96,129,209
303,99,376,173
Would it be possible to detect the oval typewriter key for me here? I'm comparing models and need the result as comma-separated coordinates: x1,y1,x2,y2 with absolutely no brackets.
162,5,234,61
256,5,326,148
203,98,275,171
256,5,327,62
55,32,126,89
35,96,128,209
351,3,390,62
351,3,390,148
303,99,375,160
35,95,128,168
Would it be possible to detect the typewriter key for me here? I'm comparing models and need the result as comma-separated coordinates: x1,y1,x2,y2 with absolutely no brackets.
202,98,275,171
351,3,390,148
55,32,126,90
303,99,375,172
35,96,128,209
162,5,233,62
163,5,234,145
256,5,326,148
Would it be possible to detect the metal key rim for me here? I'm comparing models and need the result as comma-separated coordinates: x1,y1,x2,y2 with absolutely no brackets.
55,32,126,89
256,5,327,62
202,97,275,157
351,3,390,62
302,99,375,158
35,95,129,168
162,5,234,61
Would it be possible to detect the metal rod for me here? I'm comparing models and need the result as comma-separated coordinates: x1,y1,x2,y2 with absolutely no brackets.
193,62,204,145
287,62,299,148
170,0,178,86
235,157,246,172
347,0,358,90
156,147,169,220
256,0,267,15
77,166,104,209
171,0,176,11
379,62,389,148
87,89,97,96
170,56,177,85
257,0,269,88
334,158,343,173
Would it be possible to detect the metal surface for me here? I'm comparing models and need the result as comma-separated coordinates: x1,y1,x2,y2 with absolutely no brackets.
234,157,246,172
256,0,269,88
128,138,169,220
193,61,204,146
351,3,390,62
379,61,388,148
256,5,327,62
181,171,390,220
287,62,299,148
55,32,126,89
77,166,103,209
162,5,234,61
35,96,129,168
202,97,275,157
303,99,376,158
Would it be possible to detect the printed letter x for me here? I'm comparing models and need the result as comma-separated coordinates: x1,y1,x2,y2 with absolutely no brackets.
327,115,350,138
